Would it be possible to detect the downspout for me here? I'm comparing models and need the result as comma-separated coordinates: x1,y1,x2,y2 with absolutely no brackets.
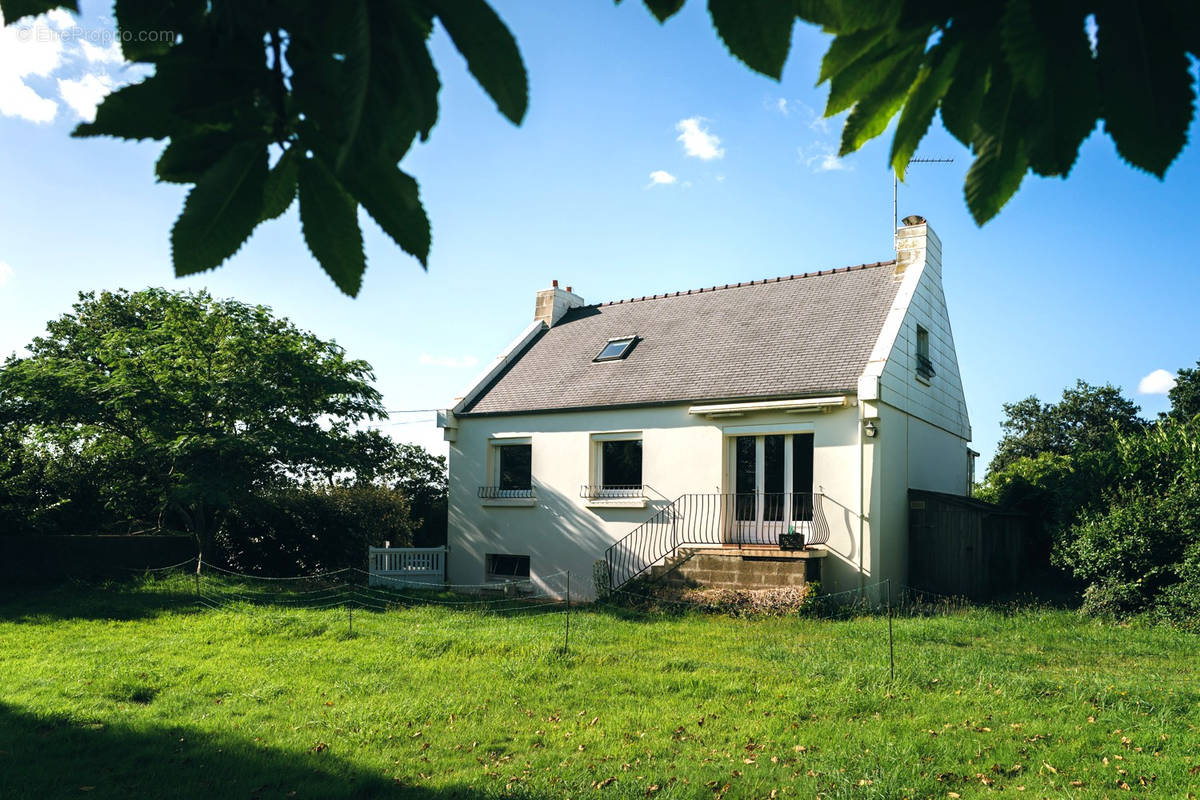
858,404,865,596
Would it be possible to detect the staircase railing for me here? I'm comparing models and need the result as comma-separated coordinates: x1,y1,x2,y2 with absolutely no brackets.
603,492,829,591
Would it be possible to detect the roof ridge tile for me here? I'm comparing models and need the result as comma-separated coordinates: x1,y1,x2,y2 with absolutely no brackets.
587,259,896,308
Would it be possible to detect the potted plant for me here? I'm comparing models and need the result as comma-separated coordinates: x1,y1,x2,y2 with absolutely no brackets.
779,524,805,551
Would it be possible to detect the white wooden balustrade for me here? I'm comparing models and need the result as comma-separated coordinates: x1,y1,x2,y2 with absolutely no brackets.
367,546,447,587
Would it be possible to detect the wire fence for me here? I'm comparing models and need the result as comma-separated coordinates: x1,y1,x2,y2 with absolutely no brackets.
111,557,1006,680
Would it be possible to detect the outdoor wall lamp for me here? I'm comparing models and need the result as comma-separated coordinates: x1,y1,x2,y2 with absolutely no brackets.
863,420,879,438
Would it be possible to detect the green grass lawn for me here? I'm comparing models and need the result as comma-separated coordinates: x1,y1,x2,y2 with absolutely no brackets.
1,576,1197,799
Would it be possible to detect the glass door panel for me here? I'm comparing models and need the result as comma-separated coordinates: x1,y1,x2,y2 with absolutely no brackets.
734,436,756,523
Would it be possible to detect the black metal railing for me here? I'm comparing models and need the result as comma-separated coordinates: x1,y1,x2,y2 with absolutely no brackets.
580,484,645,499
603,492,830,590
916,354,935,379
478,486,534,499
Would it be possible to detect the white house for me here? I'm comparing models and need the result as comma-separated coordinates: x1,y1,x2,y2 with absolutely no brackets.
437,217,973,600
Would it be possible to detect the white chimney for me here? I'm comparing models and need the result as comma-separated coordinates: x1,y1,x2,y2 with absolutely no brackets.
534,279,585,327
894,214,941,278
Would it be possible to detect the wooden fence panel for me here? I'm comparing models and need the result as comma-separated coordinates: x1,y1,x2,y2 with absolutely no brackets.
908,490,1029,601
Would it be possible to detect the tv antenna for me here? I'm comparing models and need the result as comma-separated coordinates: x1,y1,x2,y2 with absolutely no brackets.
893,157,954,234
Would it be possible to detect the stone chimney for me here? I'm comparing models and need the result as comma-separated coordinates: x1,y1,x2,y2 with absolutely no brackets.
894,214,942,278
534,280,585,327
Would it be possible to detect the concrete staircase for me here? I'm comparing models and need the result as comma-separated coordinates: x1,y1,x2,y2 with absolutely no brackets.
644,546,826,591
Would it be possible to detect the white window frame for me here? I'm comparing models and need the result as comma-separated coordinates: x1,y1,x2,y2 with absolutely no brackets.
483,435,535,506
586,431,646,507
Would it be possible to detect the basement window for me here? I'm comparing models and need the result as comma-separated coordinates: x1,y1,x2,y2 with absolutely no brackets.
594,336,636,362
486,553,530,581
915,325,935,380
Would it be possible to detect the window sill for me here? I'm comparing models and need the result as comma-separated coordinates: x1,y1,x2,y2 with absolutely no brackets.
481,498,537,508
914,372,933,386
585,497,648,509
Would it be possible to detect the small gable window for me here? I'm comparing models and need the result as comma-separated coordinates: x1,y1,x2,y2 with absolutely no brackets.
594,336,636,362
915,325,935,380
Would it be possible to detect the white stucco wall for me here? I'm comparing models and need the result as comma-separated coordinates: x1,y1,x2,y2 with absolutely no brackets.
877,224,971,441
446,404,870,599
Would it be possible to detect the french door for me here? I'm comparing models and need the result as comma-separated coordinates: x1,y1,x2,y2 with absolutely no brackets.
729,433,814,545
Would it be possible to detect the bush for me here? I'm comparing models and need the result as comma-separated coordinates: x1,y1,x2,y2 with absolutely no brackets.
1056,420,1200,625
218,485,414,575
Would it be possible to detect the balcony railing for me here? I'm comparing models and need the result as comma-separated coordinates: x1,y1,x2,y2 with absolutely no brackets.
580,484,645,499
603,492,830,590
478,486,534,499
916,354,935,379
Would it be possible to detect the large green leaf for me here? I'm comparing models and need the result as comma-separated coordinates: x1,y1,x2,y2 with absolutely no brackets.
0,0,76,22
839,49,921,156
890,42,962,178
964,70,1028,225
817,0,900,34
171,141,268,277
824,33,923,116
641,0,684,23
113,0,201,61
938,48,989,147
155,131,234,184
298,157,366,297
341,160,430,267
1096,1,1194,177
965,133,1027,226
260,149,300,223
819,27,887,84
432,0,528,124
707,0,796,80
1000,0,1098,177
72,77,175,140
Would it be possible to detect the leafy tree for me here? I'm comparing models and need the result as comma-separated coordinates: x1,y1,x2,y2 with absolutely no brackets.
0,288,388,563
1056,419,1200,626
375,443,448,547
1167,361,1200,422
220,484,414,575
988,380,1143,474
3,0,1196,293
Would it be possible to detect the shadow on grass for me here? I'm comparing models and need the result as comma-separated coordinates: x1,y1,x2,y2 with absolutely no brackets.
0,702,532,800
0,578,201,623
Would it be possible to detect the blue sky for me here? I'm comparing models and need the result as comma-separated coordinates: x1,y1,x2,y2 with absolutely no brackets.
1,1,1198,468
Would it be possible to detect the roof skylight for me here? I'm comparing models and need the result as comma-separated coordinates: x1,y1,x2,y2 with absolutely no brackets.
594,336,636,362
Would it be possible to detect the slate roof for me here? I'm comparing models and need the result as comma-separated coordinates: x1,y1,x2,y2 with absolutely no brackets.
461,260,901,416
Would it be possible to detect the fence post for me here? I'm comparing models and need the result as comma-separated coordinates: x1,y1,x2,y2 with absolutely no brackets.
563,571,571,653
194,556,201,597
886,578,894,682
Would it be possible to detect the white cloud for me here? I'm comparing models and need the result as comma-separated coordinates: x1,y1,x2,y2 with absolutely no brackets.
798,143,851,173
0,11,69,123
44,8,75,28
774,97,789,116
675,117,724,160
79,39,124,65
646,169,677,187
1138,369,1177,395
0,10,134,124
57,71,113,121
419,353,480,369
0,260,12,288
